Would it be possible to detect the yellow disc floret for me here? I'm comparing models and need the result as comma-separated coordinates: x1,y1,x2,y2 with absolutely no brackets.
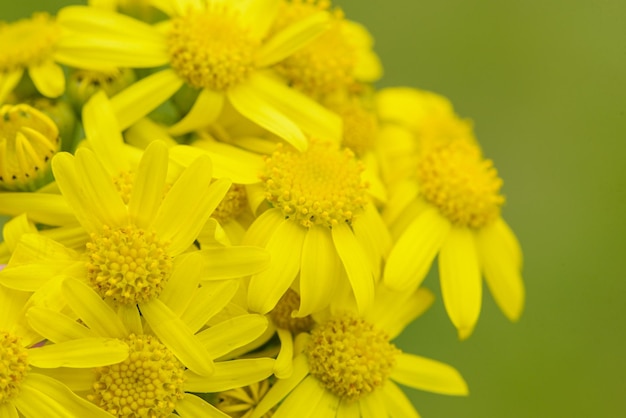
333,97,378,156
86,225,173,306
269,289,314,334
0,104,60,191
272,2,357,98
417,138,504,229
89,334,184,418
211,183,248,224
0,13,60,73
167,8,258,91
306,314,399,401
68,68,136,112
0,331,29,404
262,141,368,229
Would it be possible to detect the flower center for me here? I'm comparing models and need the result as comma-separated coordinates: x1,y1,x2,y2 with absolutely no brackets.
86,225,173,306
0,104,60,191
89,334,184,417
0,13,60,72
417,138,504,229
112,170,135,205
262,141,368,228
167,8,258,91
306,314,399,401
68,68,136,111
271,2,357,98
211,183,248,223
269,289,314,334
0,330,29,404
216,379,274,418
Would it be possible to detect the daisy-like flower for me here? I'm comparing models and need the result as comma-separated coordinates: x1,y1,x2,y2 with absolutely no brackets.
249,286,468,418
0,284,127,417
55,0,342,150
0,102,60,191
243,139,391,316
26,278,276,417
269,0,382,100
380,90,524,339
0,13,70,102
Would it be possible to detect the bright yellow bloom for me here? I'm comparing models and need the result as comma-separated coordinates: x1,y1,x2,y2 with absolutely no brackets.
55,0,342,150
250,286,468,418
0,284,127,418
378,88,524,340
27,278,275,417
243,140,391,316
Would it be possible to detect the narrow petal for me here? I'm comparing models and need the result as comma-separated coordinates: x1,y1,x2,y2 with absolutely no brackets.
239,72,342,143
247,219,306,314
332,222,374,314
153,162,229,256
391,353,469,396
368,287,435,340
184,358,275,392
180,280,240,333
242,208,284,248
0,399,18,418
256,12,329,67
63,278,128,339
0,68,23,103
29,367,94,392
380,381,421,418
28,60,65,98
26,306,96,343
140,299,215,376
227,82,307,151
0,193,75,226
439,227,482,340
168,88,224,136
250,354,309,418
158,251,205,316
196,314,268,358
477,220,525,321
117,304,143,336
382,180,420,226
384,206,451,291
28,338,128,368
175,394,229,418
240,0,280,39
128,141,169,228
199,246,270,280
337,400,360,418
185,140,264,184
359,389,387,418
298,225,340,316
0,285,30,330
274,328,294,379
15,373,116,418
110,69,184,130
272,376,325,418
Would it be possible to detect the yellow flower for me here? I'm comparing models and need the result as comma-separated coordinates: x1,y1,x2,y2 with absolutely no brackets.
0,284,127,418
379,89,524,339
55,0,342,150
243,140,391,316
26,278,275,417
250,286,468,418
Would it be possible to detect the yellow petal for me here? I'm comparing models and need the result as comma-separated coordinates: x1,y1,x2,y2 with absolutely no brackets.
158,251,205,316
0,285,30,330
298,225,340,316
62,278,128,339
26,306,96,343
274,328,294,379
2,214,37,254
375,87,454,131
198,246,270,280
186,140,264,184
250,354,309,418
391,352,469,396
256,12,329,67
0,193,75,226
384,206,451,291
331,222,374,314
367,287,434,340
242,208,284,248
183,358,275,392
337,400,360,418
0,68,23,103
28,367,94,392
15,373,116,418
180,281,240,334
110,69,183,131
28,60,65,98
140,298,215,376
168,88,224,136
247,218,306,314
175,394,229,418
359,388,386,418
240,0,280,39
477,219,525,321
28,338,129,368
439,227,482,340
196,314,268,358
128,140,168,228
271,376,326,417
380,381,421,418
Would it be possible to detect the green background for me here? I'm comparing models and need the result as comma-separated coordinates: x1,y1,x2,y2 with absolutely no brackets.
2,1,625,417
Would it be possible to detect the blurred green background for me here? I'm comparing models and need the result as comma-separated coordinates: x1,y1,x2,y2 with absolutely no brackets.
2,1,625,417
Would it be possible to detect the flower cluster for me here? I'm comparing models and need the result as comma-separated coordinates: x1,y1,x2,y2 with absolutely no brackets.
0,0,524,417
